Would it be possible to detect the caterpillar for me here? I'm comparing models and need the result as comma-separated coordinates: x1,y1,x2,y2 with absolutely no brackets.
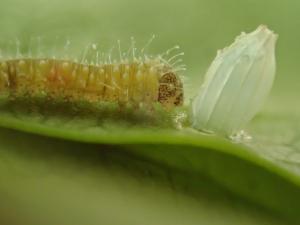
0,38,184,110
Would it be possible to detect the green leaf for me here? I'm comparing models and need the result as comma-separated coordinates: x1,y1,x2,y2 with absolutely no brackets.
0,99,299,224
0,126,295,225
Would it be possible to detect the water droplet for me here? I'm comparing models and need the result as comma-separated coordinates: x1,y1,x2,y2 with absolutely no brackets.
229,130,252,143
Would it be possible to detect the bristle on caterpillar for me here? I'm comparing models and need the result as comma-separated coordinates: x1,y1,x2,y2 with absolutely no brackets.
0,38,185,110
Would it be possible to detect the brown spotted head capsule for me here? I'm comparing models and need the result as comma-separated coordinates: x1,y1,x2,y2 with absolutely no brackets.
158,72,183,109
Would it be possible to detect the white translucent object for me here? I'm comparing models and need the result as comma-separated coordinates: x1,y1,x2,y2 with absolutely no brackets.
192,25,278,136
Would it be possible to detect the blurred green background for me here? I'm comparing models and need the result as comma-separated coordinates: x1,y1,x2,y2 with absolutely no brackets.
0,0,299,100
0,0,299,224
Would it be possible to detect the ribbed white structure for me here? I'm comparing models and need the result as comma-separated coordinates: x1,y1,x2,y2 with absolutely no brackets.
192,25,277,136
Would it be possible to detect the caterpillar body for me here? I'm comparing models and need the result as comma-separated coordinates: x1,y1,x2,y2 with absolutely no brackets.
0,43,184,110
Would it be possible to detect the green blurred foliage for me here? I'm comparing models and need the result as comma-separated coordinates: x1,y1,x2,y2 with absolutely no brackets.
0,0,299,98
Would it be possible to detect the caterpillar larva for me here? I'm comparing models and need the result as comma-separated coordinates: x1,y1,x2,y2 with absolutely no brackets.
192,25,277,137
0,38,184,111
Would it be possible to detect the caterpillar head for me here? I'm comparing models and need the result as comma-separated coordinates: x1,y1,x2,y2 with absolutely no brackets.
158,72,183,109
